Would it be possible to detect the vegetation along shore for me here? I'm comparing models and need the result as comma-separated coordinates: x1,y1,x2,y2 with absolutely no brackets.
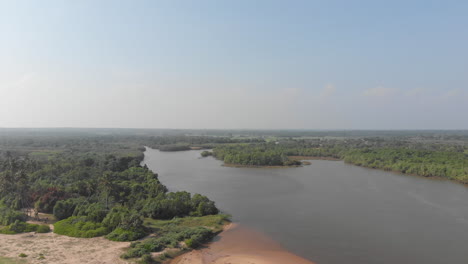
0,129,467,263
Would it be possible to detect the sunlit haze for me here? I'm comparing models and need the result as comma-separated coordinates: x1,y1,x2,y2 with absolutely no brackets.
1,0,467,129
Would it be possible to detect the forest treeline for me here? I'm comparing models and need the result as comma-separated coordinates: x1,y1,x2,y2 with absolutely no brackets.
212,144,301,166
145,135,264,151
0,138,224,262
210,139,468,182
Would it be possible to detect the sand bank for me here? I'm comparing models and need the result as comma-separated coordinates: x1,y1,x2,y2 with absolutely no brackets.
0,229,130,264
171,224,316,264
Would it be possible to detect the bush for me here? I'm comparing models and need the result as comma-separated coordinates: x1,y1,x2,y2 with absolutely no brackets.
283,159,302,166
121,236,176,259
121,247,149,259
190,194,219,216
36,225,51,233
19,253,27,258
139,254,155,264
121,225,214,259
11,220,40,233
54,216,109,238
53,197,86,220
180,227,212,248
184,238,195,248
0,226,15,234
106,227,146,241
73,203,107,223
0,207,26,225
200,151,213,157
0,220,50,234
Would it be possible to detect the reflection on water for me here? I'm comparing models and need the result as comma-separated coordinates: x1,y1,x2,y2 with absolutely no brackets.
144,148,468,264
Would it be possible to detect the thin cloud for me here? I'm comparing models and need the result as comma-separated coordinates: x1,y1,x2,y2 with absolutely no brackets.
10,73,36,89
444,89,462,98
405,88,427,97
363,86,398,97
320,84,336,98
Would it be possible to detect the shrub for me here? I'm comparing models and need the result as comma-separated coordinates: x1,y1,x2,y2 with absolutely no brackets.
138,254,155,264
0,226,15,234
102,207,130,230
106,227,146,241
0,220,50,234
73,203,107,223
54,216,109,238
53,197,86,220
18,253,27,258
190,194,218,216
0,207,26,225
121,225,214,258
200,151,213,157
36,225,51,233
283,159,302,166
121,247,149,259
180,227,212,248
184,238,194,248
10,220,39,233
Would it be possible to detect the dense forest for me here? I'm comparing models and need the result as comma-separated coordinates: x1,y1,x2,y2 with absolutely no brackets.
212,144,301,166
1,129,468,262
145,135,264,151
0,133,226,263
210,138,468,182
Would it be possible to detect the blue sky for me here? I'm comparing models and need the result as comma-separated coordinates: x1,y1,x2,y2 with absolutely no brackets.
0,0,467,129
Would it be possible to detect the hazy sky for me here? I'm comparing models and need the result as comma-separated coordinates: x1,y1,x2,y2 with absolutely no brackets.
1,0,467,129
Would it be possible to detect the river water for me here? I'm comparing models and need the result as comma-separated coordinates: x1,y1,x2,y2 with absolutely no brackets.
143,148,468,264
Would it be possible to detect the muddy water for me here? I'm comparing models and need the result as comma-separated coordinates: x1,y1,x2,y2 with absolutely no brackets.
143,148,468,264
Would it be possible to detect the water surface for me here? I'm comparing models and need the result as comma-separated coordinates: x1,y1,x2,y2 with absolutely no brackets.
143,148,468,264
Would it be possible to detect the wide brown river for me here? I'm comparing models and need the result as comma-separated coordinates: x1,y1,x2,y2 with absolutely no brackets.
143,148,468,264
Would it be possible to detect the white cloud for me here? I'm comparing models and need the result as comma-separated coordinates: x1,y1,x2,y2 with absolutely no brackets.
363,86,398,97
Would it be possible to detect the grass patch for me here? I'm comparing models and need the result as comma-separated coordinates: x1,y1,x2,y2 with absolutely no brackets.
54,216,109,238
0,256,27,264
122,215,230,260
144,214,230,233
37,212,58,224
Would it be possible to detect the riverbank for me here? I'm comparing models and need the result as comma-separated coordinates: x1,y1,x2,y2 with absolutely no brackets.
289,155,468,185
288,156,341,161
170,224,316,264
222,163,302,169
218,155,341,169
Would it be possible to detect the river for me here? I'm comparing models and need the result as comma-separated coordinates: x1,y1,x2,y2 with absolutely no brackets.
143,148,468,264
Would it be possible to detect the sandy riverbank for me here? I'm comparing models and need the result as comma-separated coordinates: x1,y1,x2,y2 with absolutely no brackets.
171,224,316,264
0,229,130,264
0,223,316,264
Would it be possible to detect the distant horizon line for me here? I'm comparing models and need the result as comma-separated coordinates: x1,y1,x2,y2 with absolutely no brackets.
1,127,467,131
